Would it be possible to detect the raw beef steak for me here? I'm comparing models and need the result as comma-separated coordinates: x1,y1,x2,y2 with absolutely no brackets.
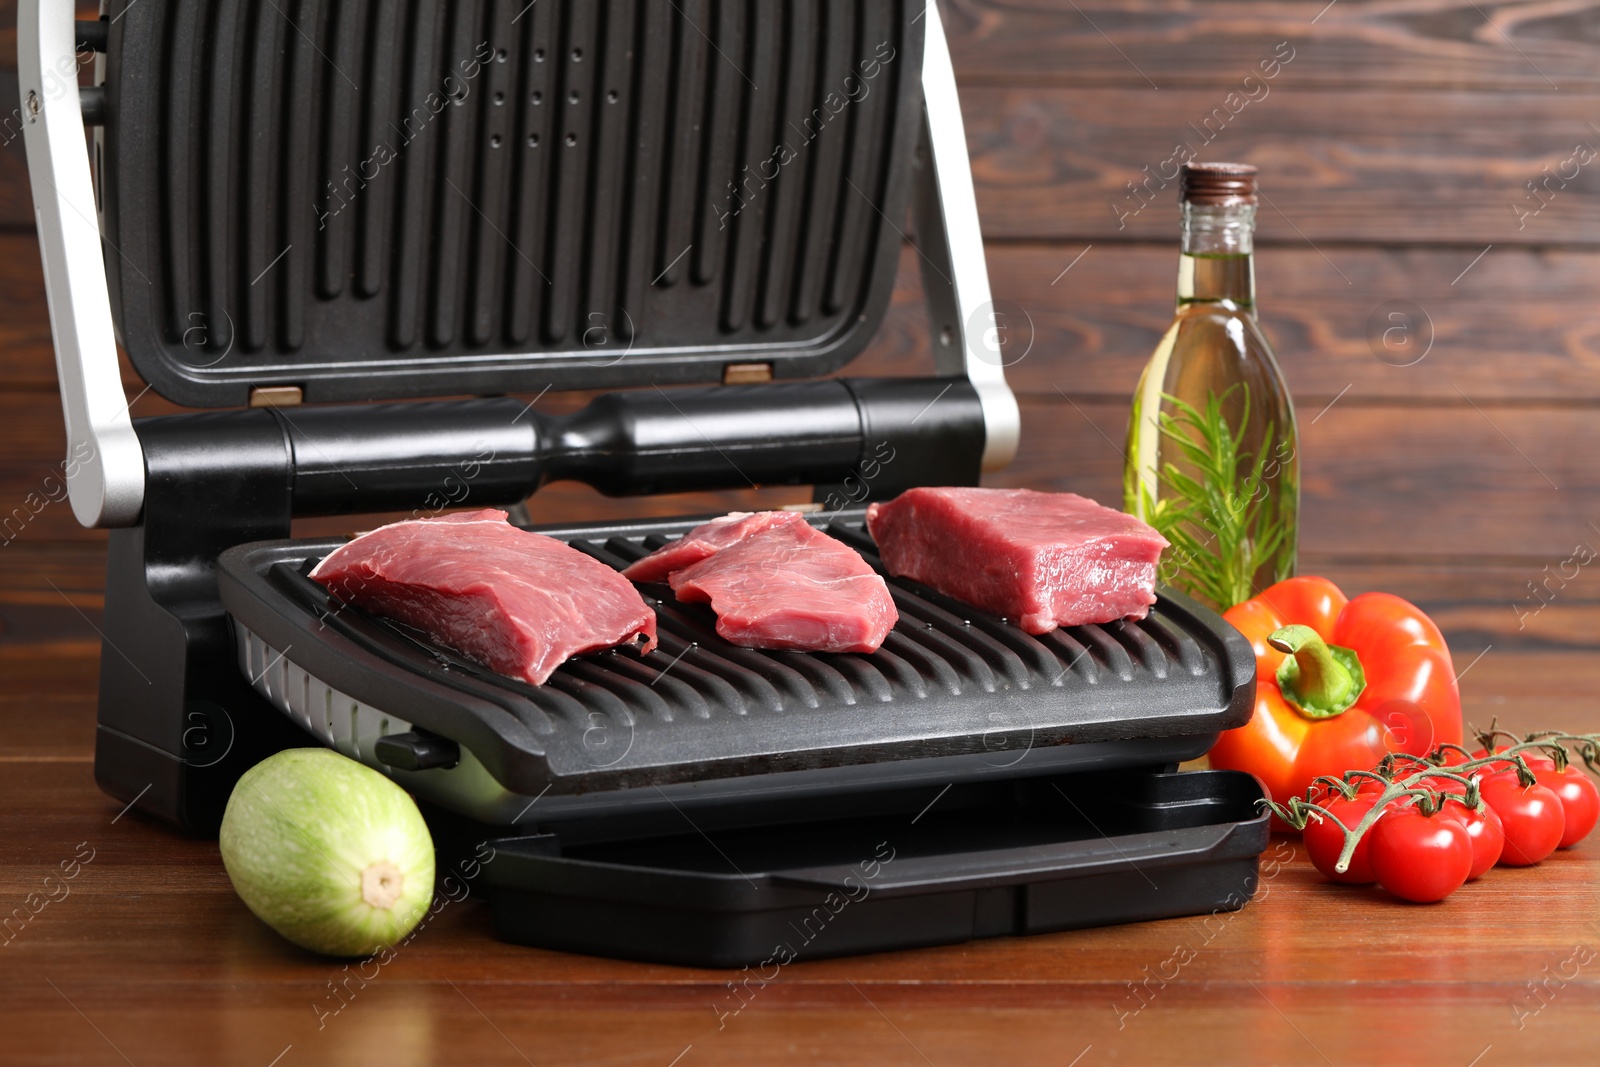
622,510,808,583
865,487,1169,634
668,519,897,653
309,509,658,685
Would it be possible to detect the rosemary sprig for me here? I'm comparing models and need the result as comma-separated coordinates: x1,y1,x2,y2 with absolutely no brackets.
1135,383,1294,609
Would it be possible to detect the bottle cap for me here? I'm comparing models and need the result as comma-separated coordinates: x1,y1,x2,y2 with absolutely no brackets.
1180,162,1257,206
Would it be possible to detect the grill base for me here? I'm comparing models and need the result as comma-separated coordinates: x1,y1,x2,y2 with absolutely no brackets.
219,507,1266,964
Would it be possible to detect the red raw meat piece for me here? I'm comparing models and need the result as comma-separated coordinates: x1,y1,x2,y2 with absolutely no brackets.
668,520,897,653
865,487,1169,634
309,509,657,685
622,510,808,583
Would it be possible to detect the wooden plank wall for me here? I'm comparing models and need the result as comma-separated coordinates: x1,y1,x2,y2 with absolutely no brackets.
3,0,1599,662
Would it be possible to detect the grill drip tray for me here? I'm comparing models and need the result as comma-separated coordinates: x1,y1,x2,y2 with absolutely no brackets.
476,767,1268,966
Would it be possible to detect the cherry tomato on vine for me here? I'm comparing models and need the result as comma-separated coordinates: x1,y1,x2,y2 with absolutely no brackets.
1381,758,1437,783
1436,799,1504,880
1478,749,1557,772
1368,804,1473,902
1304,795,1385,884
1532,767,1600,849
1453,755,1556,794
1478,775,1565,866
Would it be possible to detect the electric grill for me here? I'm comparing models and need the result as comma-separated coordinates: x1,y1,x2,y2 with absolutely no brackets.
24,0,1267,966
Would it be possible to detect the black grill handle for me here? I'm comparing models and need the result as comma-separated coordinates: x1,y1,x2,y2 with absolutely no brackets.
273,377,984,516
374,730,461,772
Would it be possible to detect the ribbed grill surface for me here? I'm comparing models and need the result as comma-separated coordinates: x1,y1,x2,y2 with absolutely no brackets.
105,0,919,405
289,519,1219,726
220,511,1253,793
553,518,1215,719
216,508,1260,793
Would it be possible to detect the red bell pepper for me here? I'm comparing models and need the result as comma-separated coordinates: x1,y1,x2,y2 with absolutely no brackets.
1208,576,1463,815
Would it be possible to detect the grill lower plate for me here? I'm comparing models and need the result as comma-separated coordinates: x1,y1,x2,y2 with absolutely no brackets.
217,509,1255,822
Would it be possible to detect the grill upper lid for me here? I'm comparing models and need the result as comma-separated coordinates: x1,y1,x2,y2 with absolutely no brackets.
98,0,925,408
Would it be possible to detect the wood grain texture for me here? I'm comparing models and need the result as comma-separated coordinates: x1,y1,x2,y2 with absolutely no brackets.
2,647,1597,1065
0,0,100,230
7,235,1600,401
6,12,1598,238
3,527,1598,666
1003,395,1598,558
4,1,1600,1062
6,1,1600,91
0,113,33,230
961,85,1600,243
0,232,62,387
21,83,1598,244
2,387,1593,559
10,84,1597,240
0,1,99,72
940,0,1600,91
863,243,1600,401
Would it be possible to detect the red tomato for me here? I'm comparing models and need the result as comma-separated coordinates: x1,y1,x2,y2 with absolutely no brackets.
1381,756,1436,782
1437,799,1505,880
1368,804,1473,902
1470,747,1557,773
1479,776,1566,866
1501,754,1558,773
1414,777,1470,800
1461,757,1556,791
1533,768,1600,849
1304,795,1384,884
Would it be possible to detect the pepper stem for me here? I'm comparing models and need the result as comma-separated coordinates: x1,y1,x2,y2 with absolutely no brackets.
1268,625,1367,720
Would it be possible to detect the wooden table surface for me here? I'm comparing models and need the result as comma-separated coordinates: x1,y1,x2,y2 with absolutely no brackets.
4,638,1598,1067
